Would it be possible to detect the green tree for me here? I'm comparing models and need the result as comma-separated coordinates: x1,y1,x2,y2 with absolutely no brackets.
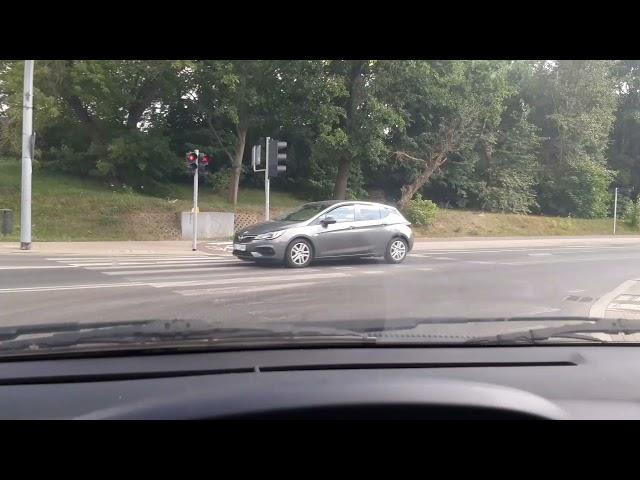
528,60,618,217
608,60,640,195
189,60,282,205
1,60,188,189
391,60,514,210
305,60,403,200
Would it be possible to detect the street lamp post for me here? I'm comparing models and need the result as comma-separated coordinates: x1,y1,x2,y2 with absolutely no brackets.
20,60,34,250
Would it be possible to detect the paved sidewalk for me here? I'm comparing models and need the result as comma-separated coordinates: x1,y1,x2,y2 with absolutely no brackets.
3,235,640,256
0,241,201,256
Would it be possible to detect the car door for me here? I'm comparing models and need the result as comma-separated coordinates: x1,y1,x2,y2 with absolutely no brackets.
353,204,386,254
313,204,360,257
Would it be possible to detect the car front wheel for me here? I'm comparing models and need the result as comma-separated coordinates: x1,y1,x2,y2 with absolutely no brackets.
385,237,408,264
285,239,313,268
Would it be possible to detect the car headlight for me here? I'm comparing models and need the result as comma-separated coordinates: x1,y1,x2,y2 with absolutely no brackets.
254,230,285,240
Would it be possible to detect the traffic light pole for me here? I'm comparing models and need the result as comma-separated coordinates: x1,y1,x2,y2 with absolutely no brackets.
20,60,34,250
265,137,270,221
613,187,618,236
192,148,199,251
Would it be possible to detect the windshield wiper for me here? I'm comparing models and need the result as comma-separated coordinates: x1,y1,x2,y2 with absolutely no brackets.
0,319,377,354
0,320,154,341
297,316,595,334
466,318,640,345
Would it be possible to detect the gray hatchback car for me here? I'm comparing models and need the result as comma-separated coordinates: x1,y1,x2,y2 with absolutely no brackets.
233,200,414,268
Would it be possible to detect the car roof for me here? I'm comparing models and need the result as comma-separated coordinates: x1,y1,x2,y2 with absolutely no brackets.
304,200,395,209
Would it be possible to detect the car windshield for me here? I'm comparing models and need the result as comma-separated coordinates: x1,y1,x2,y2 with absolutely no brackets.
2,58,640,358
279,203,329,222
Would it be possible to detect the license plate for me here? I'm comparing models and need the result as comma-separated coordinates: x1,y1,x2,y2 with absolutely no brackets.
234,244,246,251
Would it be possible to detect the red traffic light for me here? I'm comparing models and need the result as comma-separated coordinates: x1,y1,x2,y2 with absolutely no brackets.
201,154,211,166
187,152,198,163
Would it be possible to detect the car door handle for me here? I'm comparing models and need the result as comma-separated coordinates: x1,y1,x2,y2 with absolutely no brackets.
349,226,356,230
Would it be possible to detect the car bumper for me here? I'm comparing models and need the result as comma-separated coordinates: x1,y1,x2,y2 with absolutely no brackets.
232,241,287,261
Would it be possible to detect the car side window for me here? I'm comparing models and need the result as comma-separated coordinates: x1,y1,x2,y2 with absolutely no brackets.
327,205,355,223
356,205,382,221
381,207,404,223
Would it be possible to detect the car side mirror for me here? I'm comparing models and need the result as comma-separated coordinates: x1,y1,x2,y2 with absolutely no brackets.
321,216,337,227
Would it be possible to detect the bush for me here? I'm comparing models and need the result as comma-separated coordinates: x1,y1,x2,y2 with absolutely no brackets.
204,168,232,194
624,197,640,229
403,193,438,227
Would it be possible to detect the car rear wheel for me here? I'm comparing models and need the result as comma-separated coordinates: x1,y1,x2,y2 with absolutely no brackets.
385,238,408,264
285,239,313,268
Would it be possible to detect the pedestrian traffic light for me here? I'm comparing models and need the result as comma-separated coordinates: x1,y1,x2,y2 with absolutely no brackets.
267,138,287,178
186,151,198,171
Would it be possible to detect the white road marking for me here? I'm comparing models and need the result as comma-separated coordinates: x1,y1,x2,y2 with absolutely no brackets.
589,279,640,318
175,282,316,297
361,270,384,274
148,272,350,289
432,257,457,261
68,259,237,267
415,267,433,272
467,261,495,264
502,255,640,266
616,294,639,302
0,282,146,294
608,303,640,311
0,265,77,270
101,266,247,275
47,255,222,261
568,289,586,293
528,253,552,256
125,269,325,282
412,245,633,255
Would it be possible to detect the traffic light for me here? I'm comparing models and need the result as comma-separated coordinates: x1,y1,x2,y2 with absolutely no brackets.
267,138,287,178
186,151,198,171
200,153,211,167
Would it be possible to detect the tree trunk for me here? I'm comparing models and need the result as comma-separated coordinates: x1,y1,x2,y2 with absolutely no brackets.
228,126,247,205
397,154,447,210
331,61,366,200
65,94,102,146
333,155,350,199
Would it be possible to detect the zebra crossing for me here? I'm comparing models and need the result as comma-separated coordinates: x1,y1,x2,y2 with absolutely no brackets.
40,253,398,299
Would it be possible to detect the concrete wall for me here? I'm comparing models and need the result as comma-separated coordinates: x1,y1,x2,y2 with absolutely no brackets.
181,212,235,239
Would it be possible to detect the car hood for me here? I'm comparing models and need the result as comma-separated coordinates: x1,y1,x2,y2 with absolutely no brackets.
238,220,304,236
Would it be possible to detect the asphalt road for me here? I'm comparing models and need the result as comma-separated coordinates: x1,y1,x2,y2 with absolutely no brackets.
3,241,640,327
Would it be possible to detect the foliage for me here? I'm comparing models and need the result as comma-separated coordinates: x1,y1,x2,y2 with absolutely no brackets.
624,196,640,229
2,59,637,221
403,193,438,227
204,167,233,194
528,61,618,218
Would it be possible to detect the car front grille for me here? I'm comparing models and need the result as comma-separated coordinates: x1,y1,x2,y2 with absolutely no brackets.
234,234,257,243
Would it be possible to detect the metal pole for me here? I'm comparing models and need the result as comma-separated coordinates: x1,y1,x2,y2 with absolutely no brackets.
20,60,34,250
192,149,199,251
265,137,270,221
613,187,618,236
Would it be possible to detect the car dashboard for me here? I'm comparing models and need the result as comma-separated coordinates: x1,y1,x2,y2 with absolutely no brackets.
0,345,639,419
